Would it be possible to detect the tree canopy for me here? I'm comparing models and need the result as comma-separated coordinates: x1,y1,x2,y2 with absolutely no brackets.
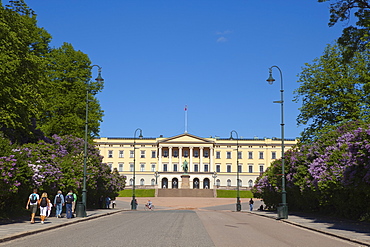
318,0,370,60
294,43,370,141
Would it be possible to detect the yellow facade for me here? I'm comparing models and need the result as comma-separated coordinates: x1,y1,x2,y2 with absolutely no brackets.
94,133,296,189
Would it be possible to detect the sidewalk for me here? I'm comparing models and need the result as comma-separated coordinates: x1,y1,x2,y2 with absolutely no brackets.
246,207,370,246
0,207,126,244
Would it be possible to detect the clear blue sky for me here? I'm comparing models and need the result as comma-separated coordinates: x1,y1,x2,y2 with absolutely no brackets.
23,0,343,139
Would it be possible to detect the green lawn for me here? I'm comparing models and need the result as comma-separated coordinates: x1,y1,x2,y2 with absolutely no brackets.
118,189,155,197
216,190,254,198
118,189,253,198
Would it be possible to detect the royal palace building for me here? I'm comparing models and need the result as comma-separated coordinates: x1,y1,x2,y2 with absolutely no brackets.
94,133,296,190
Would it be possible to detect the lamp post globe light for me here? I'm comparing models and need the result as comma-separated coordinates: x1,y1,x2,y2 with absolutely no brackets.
131,128,143,210
230,130,241,212
82,65,104,217
266,65,288,219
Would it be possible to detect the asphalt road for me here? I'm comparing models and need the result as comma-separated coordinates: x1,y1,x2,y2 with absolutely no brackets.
2,209,359,247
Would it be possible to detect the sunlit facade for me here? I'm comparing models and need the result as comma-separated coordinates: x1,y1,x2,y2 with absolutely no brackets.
94,133,296,189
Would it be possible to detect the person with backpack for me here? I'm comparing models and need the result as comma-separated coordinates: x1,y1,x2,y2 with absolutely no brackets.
65,191,74,219
38,192,51,224
26,189,39,224
54,190,65,218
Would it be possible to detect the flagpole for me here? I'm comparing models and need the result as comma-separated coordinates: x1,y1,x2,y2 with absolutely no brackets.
185,105,188,133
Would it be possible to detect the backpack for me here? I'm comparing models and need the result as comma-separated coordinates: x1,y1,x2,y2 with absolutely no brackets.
40,197,48,207
56,195,62,204
30,194,37,203
66,195,73,204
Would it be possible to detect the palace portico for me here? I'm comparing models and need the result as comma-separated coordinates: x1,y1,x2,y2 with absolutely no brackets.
94,133,296,190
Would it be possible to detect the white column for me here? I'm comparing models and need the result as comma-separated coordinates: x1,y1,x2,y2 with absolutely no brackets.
189,147,193,173
210,147,214,171
200,147,204,172
159,147,162,171
169,146,172,171
179,147,183,171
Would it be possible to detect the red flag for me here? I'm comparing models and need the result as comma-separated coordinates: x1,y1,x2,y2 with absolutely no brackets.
184,105,187,111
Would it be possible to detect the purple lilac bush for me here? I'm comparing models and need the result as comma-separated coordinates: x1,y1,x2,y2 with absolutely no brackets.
0,135,126,217
253,121,370,220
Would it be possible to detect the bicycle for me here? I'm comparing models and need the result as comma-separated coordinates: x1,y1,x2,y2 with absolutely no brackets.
144,203,154,211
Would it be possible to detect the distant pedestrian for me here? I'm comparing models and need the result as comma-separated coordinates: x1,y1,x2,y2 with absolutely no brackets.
26,189,39,224
54,190,65,218
249,198,254,211
111,198,116,209
39,192,51,224
65,191,74,219
105,196,111,209
47,201,53,217
71,190,77,216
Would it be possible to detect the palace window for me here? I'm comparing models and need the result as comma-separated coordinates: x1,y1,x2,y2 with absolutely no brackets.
151,179,155,186
259,151,264,159
108,150,113,158
216,179,220,187
194,164,199,172
227,179,231,187
163,164,168,172
108,163,113,171
174,150,178,157
216,164,220,173
248,151,253,159
204,164,209,172
259,164,264,173
184,150,189,158
129,178,133,186
130,163,134,172
238,151,242,159
119,163,123,172
141,150,145,158
271,151,276,159
227,165,231,173
248,164,253,173
173,164,178,172
216,151,221,159
163,150,168,157
140,163,145,172
248,180,253,188
238,164,242,173
130,150,134,158
140,178,144,186
151,163,156,172
204,150,209,158
151,150,156,158
119,150,124,158
227,152,231,159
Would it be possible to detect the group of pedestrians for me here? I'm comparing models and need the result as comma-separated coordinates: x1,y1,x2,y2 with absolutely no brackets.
26,189,77,224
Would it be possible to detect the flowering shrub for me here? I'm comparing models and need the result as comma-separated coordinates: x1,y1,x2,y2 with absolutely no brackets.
0,135,126,217
253,121,370,220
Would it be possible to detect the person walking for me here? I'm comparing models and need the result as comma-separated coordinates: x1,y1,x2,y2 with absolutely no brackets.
39,192,51,224
65,191,74,219
71,190,77,216
105,196,111,209
54,190,65,218
249,198,254,211
26,189,39,224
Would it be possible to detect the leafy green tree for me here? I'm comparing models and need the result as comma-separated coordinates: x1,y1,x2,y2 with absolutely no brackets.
0,0,51,143
39,43,104,139
294,43,370,141
318,0,370,60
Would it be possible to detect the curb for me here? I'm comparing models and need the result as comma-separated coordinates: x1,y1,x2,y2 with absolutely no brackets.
0,209,126,244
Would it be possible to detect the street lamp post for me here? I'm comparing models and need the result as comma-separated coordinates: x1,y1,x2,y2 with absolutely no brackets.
212,172,217,188
230,130,241,211
154,171,160,185
131,128,143,210
82,65,103,217
266,65,288,219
